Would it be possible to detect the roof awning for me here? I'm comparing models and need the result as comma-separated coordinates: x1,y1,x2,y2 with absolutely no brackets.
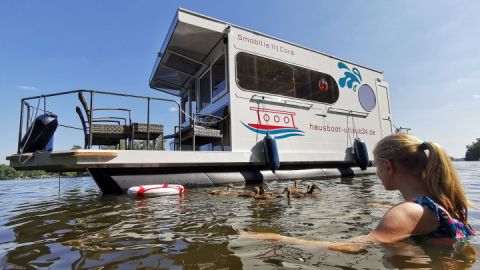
149,9,227,96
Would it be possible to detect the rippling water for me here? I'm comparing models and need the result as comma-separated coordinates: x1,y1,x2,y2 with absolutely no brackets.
1,162,479,269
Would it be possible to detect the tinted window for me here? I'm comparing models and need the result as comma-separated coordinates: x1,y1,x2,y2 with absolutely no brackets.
212,55,226,98
199,71,211,110
236,52,339,104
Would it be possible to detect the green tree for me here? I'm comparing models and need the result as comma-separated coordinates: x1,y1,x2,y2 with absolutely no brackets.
0,164,20,180
0,165,52,180
465,138,480,161
131,137,164,150
71,145,82,150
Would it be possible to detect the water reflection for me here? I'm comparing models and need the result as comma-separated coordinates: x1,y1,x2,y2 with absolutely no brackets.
382,239,477,269
0,164,479,269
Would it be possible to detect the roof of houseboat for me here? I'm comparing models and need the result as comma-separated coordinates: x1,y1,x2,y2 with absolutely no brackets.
150,8,383,96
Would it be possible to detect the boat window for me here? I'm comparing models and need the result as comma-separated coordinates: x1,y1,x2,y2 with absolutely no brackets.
212,55,226,98
199,70,211,110
358,84,376,111
236,52,339,104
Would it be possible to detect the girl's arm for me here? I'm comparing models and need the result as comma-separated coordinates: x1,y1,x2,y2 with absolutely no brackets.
241,202,438,254
241,232,374,254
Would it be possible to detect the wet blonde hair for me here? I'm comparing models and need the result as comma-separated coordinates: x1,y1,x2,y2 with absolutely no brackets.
373,132,469,224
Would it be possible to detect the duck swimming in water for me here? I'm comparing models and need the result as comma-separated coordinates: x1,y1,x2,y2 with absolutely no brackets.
306,184,322,194
283,184,322,199
254,192,283,200
283,187,305,198
254,184,283,200
289,180,303,195
208,183,234,196
238,186,260,198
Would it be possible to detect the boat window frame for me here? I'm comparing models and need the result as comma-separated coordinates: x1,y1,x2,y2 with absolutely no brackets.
211,53,227,101
234,51,339,105
197,68,211,112
180,83,197,127
195,43,228,113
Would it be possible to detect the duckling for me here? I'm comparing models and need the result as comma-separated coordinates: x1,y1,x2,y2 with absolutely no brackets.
283,187,306,198
289,180,303,195
238,186,260,198
254,192,283,200
306,184,322,194
208,183,234,196
258,183,269,194
254,185,283,200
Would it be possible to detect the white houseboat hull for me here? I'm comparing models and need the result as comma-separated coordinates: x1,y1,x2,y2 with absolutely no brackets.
7,150,374,193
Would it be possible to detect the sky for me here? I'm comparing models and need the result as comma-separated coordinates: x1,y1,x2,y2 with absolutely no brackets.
1,0,479,162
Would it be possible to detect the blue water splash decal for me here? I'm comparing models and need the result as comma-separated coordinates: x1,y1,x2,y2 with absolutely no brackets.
338,62,362,92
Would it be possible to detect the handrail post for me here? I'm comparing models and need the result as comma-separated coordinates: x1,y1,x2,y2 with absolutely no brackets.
147,97,151,150
192,113,196,151
88,91,94,149
128,110,132,150
17,100,25,154
25,102,31,130
178,102,182,151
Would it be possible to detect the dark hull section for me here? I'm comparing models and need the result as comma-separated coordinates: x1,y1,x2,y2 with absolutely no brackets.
88,166,376,194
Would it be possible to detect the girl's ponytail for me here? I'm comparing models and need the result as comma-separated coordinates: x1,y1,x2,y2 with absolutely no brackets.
422,142,468,224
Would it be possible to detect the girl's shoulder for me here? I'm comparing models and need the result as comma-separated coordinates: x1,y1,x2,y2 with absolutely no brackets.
388,200,433,221
371,201,439,243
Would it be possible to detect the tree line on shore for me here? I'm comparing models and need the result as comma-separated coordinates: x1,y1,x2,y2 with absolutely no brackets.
465,138,480,161
0,164,87,180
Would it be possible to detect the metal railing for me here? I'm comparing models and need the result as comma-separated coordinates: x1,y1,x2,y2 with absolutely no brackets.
17,89,181,153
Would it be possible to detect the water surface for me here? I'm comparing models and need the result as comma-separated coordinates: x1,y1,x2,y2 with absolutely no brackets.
1,162,479,269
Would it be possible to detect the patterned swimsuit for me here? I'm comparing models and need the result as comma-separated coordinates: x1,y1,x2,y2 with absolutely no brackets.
413,196,476,239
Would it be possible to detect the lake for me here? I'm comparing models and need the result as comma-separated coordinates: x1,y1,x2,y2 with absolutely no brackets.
1,162,479,269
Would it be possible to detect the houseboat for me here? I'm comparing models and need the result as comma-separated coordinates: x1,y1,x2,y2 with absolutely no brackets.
7,8,393,194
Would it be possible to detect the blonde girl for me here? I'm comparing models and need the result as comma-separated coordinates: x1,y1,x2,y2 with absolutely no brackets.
243,133,475,253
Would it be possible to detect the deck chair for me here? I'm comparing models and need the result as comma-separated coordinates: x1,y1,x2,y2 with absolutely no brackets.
130,123,164,145
166,113,224,151
76,106,129,149
77,91,131,149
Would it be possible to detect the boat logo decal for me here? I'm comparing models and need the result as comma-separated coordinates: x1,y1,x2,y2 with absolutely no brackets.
338,62,362,92
241,107,305,139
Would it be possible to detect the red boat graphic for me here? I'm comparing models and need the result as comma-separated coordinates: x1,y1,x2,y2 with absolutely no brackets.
241,107,304,139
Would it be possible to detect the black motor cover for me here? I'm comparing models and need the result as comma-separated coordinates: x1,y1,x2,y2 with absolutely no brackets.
20,113,58,153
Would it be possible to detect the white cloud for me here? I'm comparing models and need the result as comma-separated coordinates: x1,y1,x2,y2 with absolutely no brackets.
16,85,40,91
168,107,178,112
473,94,480,99
455,78,467,84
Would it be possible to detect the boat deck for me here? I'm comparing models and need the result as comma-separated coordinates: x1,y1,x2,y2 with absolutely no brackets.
7,150,258,171
7,149,364,171
7,150,375,193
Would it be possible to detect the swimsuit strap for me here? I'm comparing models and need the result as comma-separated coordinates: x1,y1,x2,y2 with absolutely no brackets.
413,196,475,239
